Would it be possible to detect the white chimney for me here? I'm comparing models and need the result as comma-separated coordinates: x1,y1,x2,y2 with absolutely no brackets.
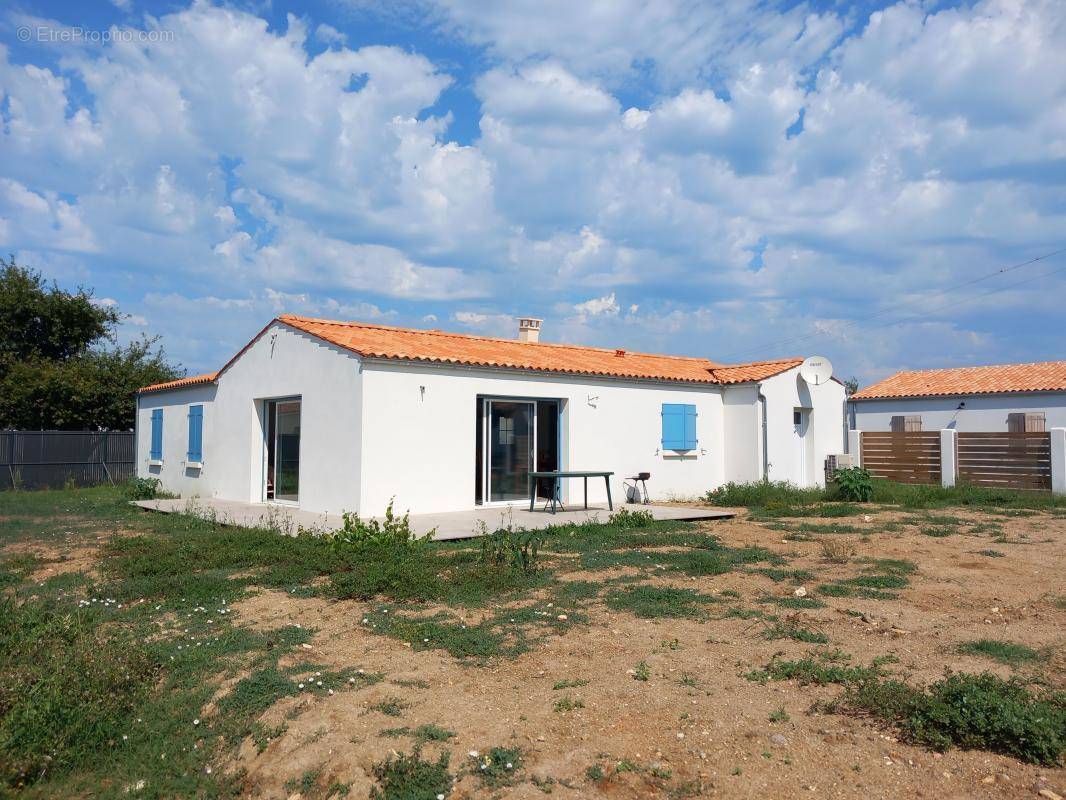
517,317,542,343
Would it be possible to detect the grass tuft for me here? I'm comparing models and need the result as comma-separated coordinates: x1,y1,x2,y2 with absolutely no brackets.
604,586,717,618
958,639,1045,667
835,672,1066,766
370,748,452,800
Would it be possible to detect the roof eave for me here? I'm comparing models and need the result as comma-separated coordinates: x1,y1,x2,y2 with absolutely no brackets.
360,355,722,386
852,386,1066,402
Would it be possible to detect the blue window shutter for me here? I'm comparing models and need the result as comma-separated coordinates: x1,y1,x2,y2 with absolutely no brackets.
187,405,203,462
683,404,698,449
662,403,697,451
150,409,163,460
661,404,686,450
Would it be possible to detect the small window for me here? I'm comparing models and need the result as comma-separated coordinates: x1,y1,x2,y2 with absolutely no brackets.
793,410,802,425
187,405,204,462
661,403,697,451
1008,412,1045,432
150,409,163,460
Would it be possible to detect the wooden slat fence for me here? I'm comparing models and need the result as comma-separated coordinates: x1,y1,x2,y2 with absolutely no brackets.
860,431,942,485
0,431,134,490
957,432,1051,492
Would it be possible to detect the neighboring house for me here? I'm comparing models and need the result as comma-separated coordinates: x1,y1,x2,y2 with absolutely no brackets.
850,360,1066,433
136,315,846,517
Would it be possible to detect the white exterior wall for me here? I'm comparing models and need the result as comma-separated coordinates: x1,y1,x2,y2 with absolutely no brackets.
134,382,217,497
358,361,727,516
136,321,849,515
852,392,1066,432
721,384,761,483
760,368,846,487
137,322,363,515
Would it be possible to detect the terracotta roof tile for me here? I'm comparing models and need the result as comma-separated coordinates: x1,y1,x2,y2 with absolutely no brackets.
852,360,1066,400
279,314,730,383
139,372,218,394
138,315,811,392
710,358,803,384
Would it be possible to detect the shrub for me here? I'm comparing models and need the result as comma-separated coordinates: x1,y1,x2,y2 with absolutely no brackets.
478,525,541,573
833,467,873,503
839,672,1066,766
608,507,655,528
329,499,423,551
123,476,161,500
704,481,824,508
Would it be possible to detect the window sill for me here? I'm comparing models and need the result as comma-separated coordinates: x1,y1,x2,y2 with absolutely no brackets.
148,459,163,467
663,450,698,459
185,461,203,470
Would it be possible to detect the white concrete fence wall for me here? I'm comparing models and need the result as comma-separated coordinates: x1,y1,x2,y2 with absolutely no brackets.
940,428,957,489
848,428,1065,495
1053,428,1066,495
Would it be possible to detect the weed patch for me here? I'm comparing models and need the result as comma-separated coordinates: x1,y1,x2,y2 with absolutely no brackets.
958,639,1045,667
472,746,523,787
834,672,1066,766
605,585,718,618
760,594,827,610
0,593,162,789
746,649,895,686
762,620,829,644
553,678,589,690
820,539,855,564
554,695,585,712
370,748,452,800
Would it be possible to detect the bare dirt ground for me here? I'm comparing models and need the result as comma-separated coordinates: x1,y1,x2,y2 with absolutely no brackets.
202,508,1066,800
3,504,1062,799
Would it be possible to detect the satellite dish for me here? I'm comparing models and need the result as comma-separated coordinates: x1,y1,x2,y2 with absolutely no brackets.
799,356,833,386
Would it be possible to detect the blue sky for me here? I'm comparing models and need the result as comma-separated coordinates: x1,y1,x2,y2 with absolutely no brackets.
2,0,1064,384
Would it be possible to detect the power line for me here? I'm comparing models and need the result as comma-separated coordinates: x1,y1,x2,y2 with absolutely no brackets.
857,260,1066,336
718,245,1066,362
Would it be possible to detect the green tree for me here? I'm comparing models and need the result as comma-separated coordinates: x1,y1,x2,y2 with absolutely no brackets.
843,376,860,396
0,258,183,430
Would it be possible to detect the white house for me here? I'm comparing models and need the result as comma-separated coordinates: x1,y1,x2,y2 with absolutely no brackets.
850,361,1066,433
136,315,846,517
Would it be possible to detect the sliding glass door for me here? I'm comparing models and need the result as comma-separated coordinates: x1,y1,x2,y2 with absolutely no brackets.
487,400,534,502
265,398,301,503
477,398,560,505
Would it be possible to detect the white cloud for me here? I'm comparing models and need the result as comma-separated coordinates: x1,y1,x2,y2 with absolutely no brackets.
417,0,844,88
315,23,347,46
572,292,620,319
0,179,98,252
453,311,487,325
1,0,1064,382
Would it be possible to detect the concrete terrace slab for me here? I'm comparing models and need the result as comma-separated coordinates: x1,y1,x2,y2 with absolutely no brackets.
131,498,733,540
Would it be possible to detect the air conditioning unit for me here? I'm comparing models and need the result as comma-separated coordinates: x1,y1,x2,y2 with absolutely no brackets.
825,453,854,481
